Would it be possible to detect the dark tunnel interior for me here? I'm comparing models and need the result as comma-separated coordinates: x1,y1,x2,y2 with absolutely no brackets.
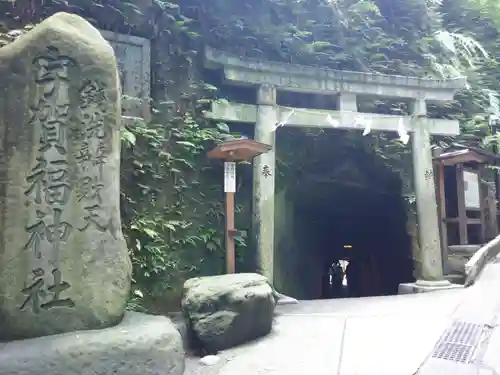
292,182,415,299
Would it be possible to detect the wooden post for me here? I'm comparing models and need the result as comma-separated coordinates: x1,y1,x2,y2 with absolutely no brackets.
223,160,237,273
456,165,468,244
486,181,499,240
225,191,235,273
478,166,488,243
208,140,272,275
438,163,449,267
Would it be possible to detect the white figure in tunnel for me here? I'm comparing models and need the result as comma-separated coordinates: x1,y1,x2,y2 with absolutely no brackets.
326,260,344,298
339,260,348,286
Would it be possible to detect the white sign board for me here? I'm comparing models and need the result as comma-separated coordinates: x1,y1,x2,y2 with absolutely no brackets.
224,162,236,193
463,171,480,209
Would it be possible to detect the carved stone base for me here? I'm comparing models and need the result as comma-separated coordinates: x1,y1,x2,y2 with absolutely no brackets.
0,312,185,375
398,279,463,295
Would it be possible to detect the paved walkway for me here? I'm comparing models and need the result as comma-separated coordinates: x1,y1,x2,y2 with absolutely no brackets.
417,258,500,375
185,257,500,375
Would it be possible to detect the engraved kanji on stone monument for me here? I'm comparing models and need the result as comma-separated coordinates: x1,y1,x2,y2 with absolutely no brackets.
22,47,75,311
0,12,132,341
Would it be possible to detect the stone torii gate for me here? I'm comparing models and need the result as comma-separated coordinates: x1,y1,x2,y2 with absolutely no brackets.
204,47,467,288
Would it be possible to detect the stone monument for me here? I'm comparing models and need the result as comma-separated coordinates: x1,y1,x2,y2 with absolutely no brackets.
0,7,131,341
0,12,184,375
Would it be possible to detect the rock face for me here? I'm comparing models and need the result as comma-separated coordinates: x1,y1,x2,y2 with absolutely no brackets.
0,312,185,375
181,273,275,353
0,12,131,340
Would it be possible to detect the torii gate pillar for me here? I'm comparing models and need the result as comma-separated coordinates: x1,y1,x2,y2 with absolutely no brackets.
410,99,444,281
253,84,278,280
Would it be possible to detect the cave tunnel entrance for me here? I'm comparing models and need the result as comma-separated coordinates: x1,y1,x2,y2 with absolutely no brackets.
273,128,415,300
292,183,414,299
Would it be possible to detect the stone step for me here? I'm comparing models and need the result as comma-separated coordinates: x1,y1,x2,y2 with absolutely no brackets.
445,245,483,282
444,273,465,284
448,244,481,255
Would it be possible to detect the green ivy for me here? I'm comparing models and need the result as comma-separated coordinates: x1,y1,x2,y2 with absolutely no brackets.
119,99,242,306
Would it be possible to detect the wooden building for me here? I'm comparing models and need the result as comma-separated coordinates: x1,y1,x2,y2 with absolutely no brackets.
433,144,500,282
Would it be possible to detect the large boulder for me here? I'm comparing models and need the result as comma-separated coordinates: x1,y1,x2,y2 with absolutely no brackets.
181,273,276,353
0,312,185,375
0,12,131,340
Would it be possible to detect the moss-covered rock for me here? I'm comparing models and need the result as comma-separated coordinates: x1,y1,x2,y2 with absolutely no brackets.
181,273,275,353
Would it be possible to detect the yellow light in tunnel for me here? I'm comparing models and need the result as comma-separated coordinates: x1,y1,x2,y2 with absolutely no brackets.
344,245,352,248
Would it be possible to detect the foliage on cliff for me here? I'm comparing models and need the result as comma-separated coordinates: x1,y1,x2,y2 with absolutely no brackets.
180,0,500,179
2,0,500,310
